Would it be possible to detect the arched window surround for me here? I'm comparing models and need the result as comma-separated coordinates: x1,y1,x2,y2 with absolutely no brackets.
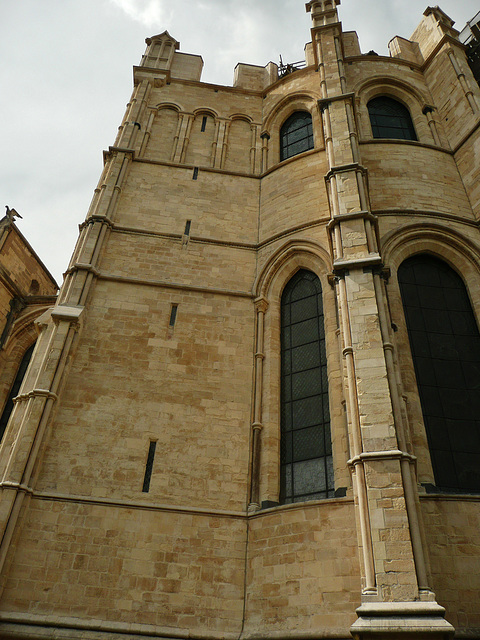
354,79,435,144
384,231,480,489
261,94,324,172
252,246,351,507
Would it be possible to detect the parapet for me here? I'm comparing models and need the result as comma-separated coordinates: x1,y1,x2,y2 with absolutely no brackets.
342,31,361,57
234,62,279,90
388,36,424,65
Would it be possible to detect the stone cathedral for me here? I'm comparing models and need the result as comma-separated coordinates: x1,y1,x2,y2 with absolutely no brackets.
0,1,479,638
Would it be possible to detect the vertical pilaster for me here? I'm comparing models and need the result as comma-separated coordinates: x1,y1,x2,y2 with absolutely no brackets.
306,1,454,636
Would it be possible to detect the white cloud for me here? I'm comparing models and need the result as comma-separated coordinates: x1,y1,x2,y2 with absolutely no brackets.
109,0,172,27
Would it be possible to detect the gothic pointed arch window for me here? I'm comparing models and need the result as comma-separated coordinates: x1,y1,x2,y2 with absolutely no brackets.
398,254,480,493
367,96,417,140
280,111,314,161
0,342,35,442
280,269,334,503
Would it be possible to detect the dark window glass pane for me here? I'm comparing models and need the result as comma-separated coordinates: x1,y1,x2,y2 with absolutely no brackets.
280,112,314,161
398,254,480,493
291,317,319,347
293,458,326,495
368,97,417,141
280,270,333,503
292,425,326,461
291,343,321,372
290,295,318,323
291,368,322,400
291,395,324,429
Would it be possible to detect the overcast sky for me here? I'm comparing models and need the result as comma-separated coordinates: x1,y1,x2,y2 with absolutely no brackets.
2,0,478,284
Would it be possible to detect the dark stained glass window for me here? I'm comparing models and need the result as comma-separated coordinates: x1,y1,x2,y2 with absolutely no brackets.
0,343,35,442
280,111,314,161
368,96,417,141
280,270,334,503
398,255,480,493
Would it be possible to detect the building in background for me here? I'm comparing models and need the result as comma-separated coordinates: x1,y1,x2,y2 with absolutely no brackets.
0,2,479,639
0,215,58,446
460,10,480,84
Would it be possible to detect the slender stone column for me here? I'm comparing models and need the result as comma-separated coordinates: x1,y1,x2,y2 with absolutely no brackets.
248,298,268,512
260,132,270,173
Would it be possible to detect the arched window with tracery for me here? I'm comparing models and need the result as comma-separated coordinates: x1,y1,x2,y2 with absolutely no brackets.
280,111,314,161
398,254,480,492
280,270,334,503
367,96,417,140
0,342,35,442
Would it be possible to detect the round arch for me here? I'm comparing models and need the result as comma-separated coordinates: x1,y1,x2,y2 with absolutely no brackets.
263,91,320,133
262,93,323,170
228,113,254,124
255,240,333,301
155,102,184,113
192,107,219,119
383,223,480,310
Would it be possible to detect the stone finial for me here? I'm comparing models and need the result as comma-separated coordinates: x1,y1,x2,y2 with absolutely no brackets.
145,30,180,50
141,31,180,70
306,0,340,27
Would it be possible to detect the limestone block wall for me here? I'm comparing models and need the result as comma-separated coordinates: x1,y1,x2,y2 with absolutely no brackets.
454,128,480,220
243,501,360,637
114,164,260,245
0,498,247,635
141,81,264,175
421,497,480,632
421,44,480,149
99,232,256,293
259,154,330,242
361,143,474,219
35,280,254,511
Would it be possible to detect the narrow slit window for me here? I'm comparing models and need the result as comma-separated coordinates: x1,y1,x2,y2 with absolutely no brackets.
192,167,199,180
169,304,178,327
142,441,157,492
184,220,191,236
201,116,208,132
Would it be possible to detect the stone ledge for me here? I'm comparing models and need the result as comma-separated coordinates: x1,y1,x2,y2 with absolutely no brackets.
351,602,455,639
